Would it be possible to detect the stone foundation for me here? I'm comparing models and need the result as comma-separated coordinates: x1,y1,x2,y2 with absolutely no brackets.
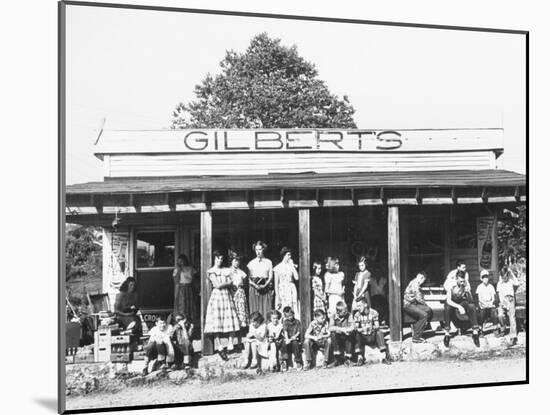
65,332,525,396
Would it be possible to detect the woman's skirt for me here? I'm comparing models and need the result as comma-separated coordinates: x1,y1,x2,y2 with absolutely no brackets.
278,282,299,315
117,313,143,341
233,287,249,327
249,286,274,320
204,288,241,334
174,283,198,324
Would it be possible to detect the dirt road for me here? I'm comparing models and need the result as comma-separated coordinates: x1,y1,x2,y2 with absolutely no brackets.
66,355,526,411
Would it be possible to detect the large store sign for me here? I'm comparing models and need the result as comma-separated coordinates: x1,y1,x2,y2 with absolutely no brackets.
96,128,503,154
181,129,404,151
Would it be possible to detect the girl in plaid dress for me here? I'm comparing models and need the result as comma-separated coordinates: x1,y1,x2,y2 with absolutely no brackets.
228,251,249,330
204,251,241,360
311,261,327,315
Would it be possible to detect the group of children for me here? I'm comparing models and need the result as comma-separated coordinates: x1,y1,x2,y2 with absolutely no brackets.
142,314,194,375
311,255,388,323
240,297,391,374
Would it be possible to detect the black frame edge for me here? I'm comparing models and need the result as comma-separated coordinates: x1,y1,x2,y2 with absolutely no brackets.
59,1,67,413
58,2,529,414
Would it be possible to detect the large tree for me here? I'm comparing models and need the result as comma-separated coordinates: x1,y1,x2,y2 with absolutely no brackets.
172,33,356,128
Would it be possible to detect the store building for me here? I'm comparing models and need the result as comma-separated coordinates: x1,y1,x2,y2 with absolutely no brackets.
65,128,526,354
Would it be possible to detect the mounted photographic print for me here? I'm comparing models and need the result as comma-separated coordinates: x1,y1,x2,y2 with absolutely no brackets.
59,1,528,413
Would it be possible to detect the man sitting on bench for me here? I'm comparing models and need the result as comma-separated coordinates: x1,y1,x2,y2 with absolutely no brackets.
403,271,433,343
443,271,480,348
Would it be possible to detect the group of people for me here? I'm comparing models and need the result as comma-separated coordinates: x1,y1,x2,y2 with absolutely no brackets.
201,241,301,360
115,245,521,375
403,260,521,347
201,241,390,361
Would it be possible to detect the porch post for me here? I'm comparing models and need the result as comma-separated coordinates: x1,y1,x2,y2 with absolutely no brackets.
200,210,213,355
298,209,311,336
387,206,402,342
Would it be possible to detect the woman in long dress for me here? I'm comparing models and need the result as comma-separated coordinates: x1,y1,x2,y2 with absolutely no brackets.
324,256,345,317
247,241,274,319
173,254,198,325
274,247,300,315
203,251,241,360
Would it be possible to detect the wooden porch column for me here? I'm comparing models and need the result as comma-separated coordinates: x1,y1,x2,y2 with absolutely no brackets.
298,209,311,336
200,210,213,355
387,206,402,342
443,212,451,275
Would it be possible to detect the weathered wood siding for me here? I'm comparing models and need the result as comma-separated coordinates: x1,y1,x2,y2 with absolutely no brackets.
105,151,495,177
450,248,480,290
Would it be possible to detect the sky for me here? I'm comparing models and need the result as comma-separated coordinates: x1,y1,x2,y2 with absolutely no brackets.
65,4,526,185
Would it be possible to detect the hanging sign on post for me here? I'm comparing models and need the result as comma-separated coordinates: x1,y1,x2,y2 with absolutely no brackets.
477,216,497,272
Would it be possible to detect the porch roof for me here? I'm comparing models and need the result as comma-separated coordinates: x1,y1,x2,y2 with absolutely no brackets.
65,169,526,218
67,169,525,195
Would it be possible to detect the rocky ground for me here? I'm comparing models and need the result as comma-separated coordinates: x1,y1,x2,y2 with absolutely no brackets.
65,332,526,411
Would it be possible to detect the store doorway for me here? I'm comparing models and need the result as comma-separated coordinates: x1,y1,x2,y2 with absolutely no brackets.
134,228,177,313
404,215,446,287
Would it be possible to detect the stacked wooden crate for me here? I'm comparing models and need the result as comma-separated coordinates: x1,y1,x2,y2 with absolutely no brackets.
94,328,112,362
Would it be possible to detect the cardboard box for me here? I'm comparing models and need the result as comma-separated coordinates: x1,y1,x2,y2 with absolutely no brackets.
95,330,112,348
94,346,110,362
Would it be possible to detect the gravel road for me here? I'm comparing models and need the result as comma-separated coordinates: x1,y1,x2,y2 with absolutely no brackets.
66,354,526,411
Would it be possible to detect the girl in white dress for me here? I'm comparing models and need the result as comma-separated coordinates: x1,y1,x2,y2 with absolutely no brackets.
324,256,345,317
273,247,300,315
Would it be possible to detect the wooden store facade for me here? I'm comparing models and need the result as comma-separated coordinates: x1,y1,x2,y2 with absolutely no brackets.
65,128,526,353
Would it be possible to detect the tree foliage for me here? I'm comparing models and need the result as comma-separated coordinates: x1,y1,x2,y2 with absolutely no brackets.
65,224,102,282
172,33,356,129
497,205,526,268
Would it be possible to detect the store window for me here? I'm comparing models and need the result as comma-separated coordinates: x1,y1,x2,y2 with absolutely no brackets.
136,231,176,268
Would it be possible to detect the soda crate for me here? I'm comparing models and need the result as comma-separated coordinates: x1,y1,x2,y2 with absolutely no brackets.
111,335,130,345
110,352,131,363
65,355,74,364
111,344,131,353
132,350,146,360
75,354,95,364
